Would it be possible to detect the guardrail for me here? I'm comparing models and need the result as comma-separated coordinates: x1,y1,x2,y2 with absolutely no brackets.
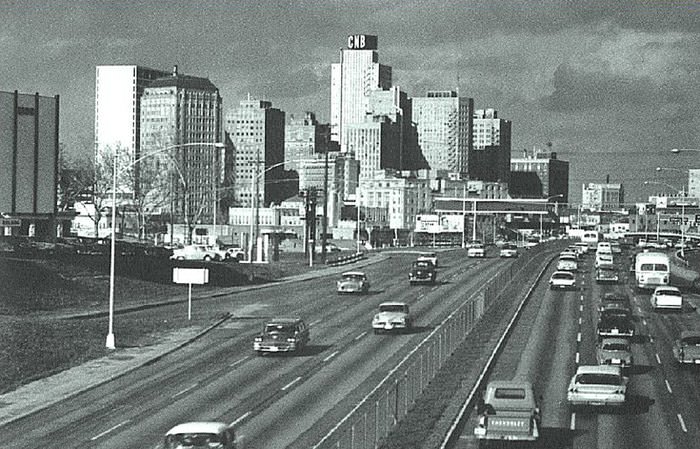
312,244,551,449
326,252,368,267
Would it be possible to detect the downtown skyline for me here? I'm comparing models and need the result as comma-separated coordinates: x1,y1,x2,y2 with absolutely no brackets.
1,0,698,202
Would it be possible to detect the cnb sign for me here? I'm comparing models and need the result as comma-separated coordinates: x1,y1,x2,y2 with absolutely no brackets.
347,34,378,50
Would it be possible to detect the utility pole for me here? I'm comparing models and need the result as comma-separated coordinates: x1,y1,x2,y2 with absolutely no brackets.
322,148,329,263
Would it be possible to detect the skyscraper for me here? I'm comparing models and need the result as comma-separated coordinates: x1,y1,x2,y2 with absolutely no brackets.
330,34,392,149
94,65,169,196
412,91,473,178
470,109,511,183
140,66,223,226
225,98,286,208
689,169,700,200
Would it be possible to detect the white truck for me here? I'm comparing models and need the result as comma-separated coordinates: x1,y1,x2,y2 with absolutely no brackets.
474,381,540,446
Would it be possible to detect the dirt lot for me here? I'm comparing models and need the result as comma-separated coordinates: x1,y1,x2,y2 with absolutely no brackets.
0,251,320,394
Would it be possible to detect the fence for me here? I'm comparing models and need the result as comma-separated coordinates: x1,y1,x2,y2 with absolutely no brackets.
312,244,551,449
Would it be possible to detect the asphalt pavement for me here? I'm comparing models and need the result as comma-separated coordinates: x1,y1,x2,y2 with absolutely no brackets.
0,255,386,428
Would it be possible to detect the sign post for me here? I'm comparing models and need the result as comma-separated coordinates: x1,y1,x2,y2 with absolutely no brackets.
172,267,209,320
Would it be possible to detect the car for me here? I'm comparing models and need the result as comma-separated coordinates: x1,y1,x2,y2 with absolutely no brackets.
597,337,633,369
466,240,483,248
549,270,576,290
473,381,540,443
372,302,412,333
610,241,622,254
595,265,619,283
499,243,518,258
594,251,614,268
573,242,590,255
409,260,437,285
599,292,631,312
336,271,370,294
253,317,309,354
467,243,486,258
597,315,634,338
557,254,578,272
163,422,236,449
650,286,682,310
417,252,438,267
224,246,246,260
567,365,627,408
673,331,700,365
170,244,221,261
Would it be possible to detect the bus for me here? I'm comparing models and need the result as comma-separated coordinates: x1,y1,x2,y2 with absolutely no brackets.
635,251,670,290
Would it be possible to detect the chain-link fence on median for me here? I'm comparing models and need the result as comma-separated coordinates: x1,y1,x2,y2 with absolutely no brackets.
312,244,552,449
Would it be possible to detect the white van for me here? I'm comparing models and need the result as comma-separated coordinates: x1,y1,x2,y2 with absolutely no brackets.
635,251,670,290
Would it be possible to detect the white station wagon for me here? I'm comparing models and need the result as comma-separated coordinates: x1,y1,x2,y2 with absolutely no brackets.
567,365,627,408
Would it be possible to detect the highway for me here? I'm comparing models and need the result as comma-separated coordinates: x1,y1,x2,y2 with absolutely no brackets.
454,249,700,449
1,249,528,449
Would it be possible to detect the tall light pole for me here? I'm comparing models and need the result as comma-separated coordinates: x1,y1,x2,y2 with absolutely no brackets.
105,141,223,349
541,194,564,240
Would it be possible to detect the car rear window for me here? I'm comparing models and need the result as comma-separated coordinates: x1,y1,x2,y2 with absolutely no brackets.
576,374,621,385
681,337,700,346
602,342,630,351
494,388,526,399
552,273,574,279
656,289,680,296
379,304,407,313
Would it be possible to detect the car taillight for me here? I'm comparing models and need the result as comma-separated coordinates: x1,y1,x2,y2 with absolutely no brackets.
287,337,296,343
478,415,486,427
254,337,262,342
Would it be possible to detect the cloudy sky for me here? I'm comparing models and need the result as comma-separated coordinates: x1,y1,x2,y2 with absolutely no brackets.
1,0,698,202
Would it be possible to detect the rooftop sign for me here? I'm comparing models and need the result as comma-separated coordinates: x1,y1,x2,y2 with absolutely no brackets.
347,34,377,50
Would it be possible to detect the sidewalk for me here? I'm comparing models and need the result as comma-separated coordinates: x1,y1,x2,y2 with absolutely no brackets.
0,254,387,428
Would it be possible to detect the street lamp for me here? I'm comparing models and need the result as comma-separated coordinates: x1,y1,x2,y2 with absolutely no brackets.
106,141,223,350
540,194,564,240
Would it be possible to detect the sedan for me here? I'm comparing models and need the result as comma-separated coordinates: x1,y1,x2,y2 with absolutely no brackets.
467,244,486,258
336,271,370,295
650,286,682,310
597,338,633,368
549,271,576,290
567,365,627,408
673,331,700,365
372,302,412,333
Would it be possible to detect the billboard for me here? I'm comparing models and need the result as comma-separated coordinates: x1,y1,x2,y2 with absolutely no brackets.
415,214,464,233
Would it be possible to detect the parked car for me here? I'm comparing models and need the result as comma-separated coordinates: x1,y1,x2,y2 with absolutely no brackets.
473,380,540,443
416,252,438,267
409,260,437,285
567,365,628,408
499,243,518,258
253,317,309,355
549,270,577,290
597,337,633,369
672,331,700,365
595,265,619,284
372,302,412,333
224,246,246,260
467,243,486,258
170,244,221,261
163,422,236,449
650,285,683,310
336,271,370,294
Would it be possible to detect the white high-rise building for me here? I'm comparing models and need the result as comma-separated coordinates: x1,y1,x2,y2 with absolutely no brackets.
94,65,168,196
689,169,700,200
330,34,392,149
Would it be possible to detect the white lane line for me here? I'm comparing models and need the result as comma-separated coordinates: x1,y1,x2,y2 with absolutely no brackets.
575,352,580,364
570,412,576,430
650,336,655,344
655,353,662,365
578,317,582,325
678,414,688,433
281,376,302,391
637,307,643,314
230,356,250,368
665,379,673,394
323,351,340,362
643,319,648,326
579,304,584,312
310,319,322,327
355,331,368,341
580,294,584,301
577,333,581,343
172,383,198,398
91,420,130,441
230,411,251,427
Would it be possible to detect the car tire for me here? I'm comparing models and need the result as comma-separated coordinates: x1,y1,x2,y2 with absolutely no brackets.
176,256,185,260
203,255,212,261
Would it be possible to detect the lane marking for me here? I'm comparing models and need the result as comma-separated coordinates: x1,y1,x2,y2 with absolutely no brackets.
570,412,576,430
575,352,580,364
323,351,340,362
230,356,250,368
310,319,322,327
655,353,662,365
665,379,673,394
281,376,302,391
579,304,584,312
678,414,688,433
355,331,368,341
91,420,130,441
580,294,584,301
650,336,655,344
577,332,581,343
643,319,648,326
578,317,582,325
172,383,198,398
230,411,251,427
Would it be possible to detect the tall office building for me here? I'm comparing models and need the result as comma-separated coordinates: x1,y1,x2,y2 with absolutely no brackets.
582,183,624,211
94,65,169,197
330,34,392,149
284,112,332,171
470,108,511,183
510,150,569,202
412,91,473,178
225,98,286,208
689,169,700,200
140,66,223,225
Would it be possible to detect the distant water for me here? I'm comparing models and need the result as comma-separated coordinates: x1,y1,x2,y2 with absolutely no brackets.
561,150,698,205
